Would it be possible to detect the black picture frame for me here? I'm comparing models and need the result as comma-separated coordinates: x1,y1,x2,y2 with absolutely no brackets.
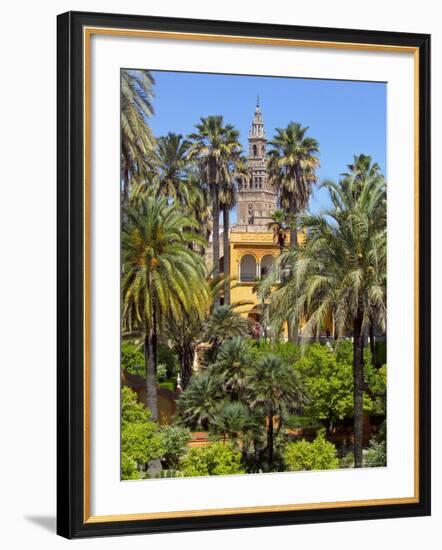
57,10,431,539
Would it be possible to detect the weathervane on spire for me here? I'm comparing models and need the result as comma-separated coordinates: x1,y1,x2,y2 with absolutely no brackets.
257,94,260,108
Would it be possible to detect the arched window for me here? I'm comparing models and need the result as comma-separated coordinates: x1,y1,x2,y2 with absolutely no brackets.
253,144,257,156
260,254,274,278
240,255,257,282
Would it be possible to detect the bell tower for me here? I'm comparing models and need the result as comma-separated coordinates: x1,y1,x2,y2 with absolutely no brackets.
236,98,277,229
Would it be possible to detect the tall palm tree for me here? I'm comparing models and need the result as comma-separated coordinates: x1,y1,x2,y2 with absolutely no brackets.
266,160,386,467
188,116,243,304
246,355,305,468
267,122,320,249
184,171,212,255
122,197,210,420
340,154,386,366
267,209,289,253
121,70,156,202
154,132,191,203
220,156,248,304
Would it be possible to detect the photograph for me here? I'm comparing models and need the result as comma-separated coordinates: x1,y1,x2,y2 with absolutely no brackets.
120,69,388,480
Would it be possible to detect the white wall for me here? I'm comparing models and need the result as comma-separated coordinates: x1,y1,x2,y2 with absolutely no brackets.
0,0,439,547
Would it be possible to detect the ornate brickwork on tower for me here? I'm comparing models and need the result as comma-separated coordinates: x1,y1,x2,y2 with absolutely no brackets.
233,99,277,232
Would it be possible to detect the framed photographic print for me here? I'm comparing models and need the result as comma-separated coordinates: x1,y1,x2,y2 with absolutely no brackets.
57,11,431,538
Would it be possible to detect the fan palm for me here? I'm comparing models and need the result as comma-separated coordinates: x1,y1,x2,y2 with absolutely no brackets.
267,122,320,249
176,370,221,430
121,70,156,202
213,337,255,399
246,355,305,467
203,305,249,360
166,271,245,390
122,197,210,420
188,116,243,304
211,400,256,444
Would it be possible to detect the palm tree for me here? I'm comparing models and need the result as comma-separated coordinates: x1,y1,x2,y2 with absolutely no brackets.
166,271,242,389
188,116,243,304
340,154,386,366
220,155,248,304
121,70,156,202
165,312,202,391
213,337,255,399
267,209,289,253
185,171,212,255
203,305,249,360
154,132,191,203
176,370,221,430
267,122,320,249
266,160,386,467
211,400,255,445
122,197,210,420
246,354,305,468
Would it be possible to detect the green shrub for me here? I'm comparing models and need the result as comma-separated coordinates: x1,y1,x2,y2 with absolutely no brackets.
121,452,140,480
157,342,178,378
294,344,354,421
179,443,245,477
156,363,168,383
294,343,382,423
160,425,191,469
253,340,301,366
365,364,387,414
365,437,387,467
286,415,322,430
158,379,175,392
121,341,144,376
283,429,339,471
339,452,355,469
145,469,185,479
121,386,164,479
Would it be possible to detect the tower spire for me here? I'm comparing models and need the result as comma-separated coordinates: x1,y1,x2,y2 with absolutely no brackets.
235,98,276,228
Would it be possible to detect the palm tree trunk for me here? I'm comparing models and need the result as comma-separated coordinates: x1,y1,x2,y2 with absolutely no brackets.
288,316,299,344
144,330,159,422
353,314,364,468
369,320,377,367
223,204,231,305
122,168,129,204
212,185,220,305
266,407,274,467
179,344,194,390
289,206,298,250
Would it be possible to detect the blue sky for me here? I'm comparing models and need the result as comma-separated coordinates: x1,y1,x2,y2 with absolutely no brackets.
147,70,386,217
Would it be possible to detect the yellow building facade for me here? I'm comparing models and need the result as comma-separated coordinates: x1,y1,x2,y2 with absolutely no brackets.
229,231,279,320
225,101,330,338
227,100,281,329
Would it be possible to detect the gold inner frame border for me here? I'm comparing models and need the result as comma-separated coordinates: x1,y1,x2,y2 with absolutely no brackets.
82,26,420,523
